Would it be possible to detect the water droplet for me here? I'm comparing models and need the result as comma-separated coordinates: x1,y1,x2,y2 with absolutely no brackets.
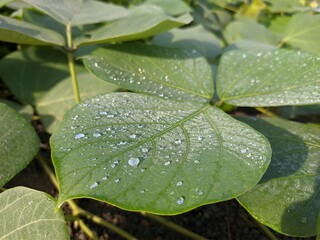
115,178,120,183
301,217,307,223
102,176,108,180
140,190,145,193
93,132,101,138
141,168,146,172
164,161,171,166
75,133,85,139
194,160,200,164
240,148,247,153
141,148,148,153
174,139,182,144
128,157,140,167
176,181,183,186
176,196,185,205
94,62,98,68
129,134,137,139
107,114,115,118
111,160,119,168
90,182,99,189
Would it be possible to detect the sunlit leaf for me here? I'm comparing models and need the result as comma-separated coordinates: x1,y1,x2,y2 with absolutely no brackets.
283,13,320,55
74,13,192,46
0,187,69,240
0,15,65,46
0,0,13,8
82,43,213,102
23,0,129,26
37,72,119,133
217,49,320,106
266,0,304,13
152,25,222,59
237,117,320,237
0,103,39,187
51,93,271,214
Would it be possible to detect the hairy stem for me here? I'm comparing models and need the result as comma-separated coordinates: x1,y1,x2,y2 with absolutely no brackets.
142,212,208,240
66,23,81,103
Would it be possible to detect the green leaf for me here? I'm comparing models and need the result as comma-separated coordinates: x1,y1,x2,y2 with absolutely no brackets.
82,43,213,103
23,0,129,26
265,0,303,13
0,103,39,187
223,20,281,50
318,212,320,240
0,0,13,8
0,99,33,121
0,187,69,240
51,93,271,214
152,25,222,60
37,72,119,133
0,15,65,46
143,0,191,16
0,47,78,105
74,12,192,47
237,117,320,237
217,49,320,106
283,13,320,55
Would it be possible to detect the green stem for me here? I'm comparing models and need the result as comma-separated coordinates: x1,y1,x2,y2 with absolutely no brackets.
254,220,279,240
142,213,207,240
66,23,81,103
255,107,277,117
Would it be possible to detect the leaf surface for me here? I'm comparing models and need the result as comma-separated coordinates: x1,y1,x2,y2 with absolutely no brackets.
0,187,69,240
0,15,64,46
217,49,320,106
152,25,222,59
0,47,80,105
51,93,271,214
237,117,320,237
37,72,119,133
143,0,191,16
283,14,320,55
82,43,213,103
74,13,192,46
23,0,128,26
0,103,39,187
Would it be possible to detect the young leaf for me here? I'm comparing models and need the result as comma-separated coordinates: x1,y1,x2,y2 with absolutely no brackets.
0,47,80,105
0,187,69,239
23,0,129,26
152,25,222,60
51,93,271,214
74,13,192,47
0,103,39,187
217,49,320,106
237,117,320,237
283,13,320,55
82,43,213,103
0,15,65,46
37,72,119,133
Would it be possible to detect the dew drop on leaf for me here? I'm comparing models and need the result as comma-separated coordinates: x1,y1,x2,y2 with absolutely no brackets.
114,179,120,183
176,196,185,205
128,157,140,167
141,148,148,153
75,133,85,139
176,181,183,186
164,161,171,166
90,182,99,189
93,133,101,138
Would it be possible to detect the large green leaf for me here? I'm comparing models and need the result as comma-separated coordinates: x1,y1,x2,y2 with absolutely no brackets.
37,72,119,133
23,0,128,26
0,15,65,46
82,43,213,103
0,103,39,188
217,49,320,106
282,14,320,55
237,117,320,237
0,47,79,105
0,187,69,240
51,93,271,214
265,0,302,13
152,25,222,60
74,12,192,47
0,0,13,8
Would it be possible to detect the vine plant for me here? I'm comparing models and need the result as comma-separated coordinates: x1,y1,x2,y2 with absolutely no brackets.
0,0,319,239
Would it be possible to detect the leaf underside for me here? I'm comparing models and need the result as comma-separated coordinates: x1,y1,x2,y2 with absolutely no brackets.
51,93,271,214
